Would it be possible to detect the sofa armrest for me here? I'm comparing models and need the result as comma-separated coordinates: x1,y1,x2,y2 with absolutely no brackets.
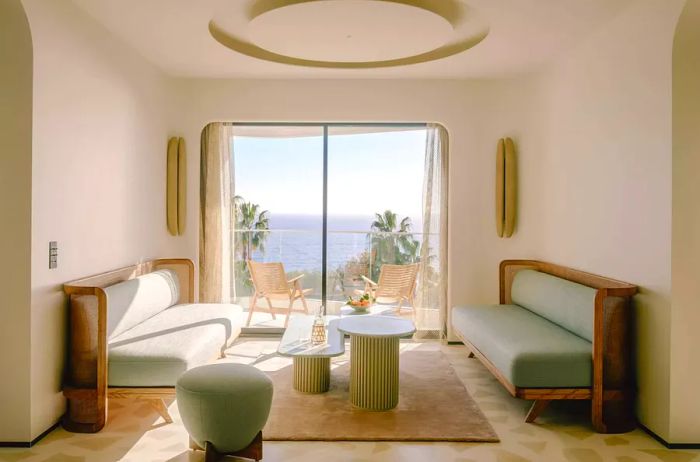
154,259,195,303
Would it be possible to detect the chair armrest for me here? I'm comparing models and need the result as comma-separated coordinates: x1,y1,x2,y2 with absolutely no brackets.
361,275,377,286
287,274,305,284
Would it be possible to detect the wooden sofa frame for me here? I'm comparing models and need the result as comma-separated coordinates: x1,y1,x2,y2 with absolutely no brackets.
454,260,638,433
62,258,197,433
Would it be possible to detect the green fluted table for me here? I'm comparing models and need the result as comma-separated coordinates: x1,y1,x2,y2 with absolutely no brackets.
337,316,416,411
277,315,344,393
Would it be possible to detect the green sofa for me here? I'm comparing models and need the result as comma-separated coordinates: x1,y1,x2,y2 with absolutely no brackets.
453,269,595,389
63,258,243,433
451,260,637,433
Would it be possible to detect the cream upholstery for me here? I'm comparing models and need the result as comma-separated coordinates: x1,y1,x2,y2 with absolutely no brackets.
104,269,180,339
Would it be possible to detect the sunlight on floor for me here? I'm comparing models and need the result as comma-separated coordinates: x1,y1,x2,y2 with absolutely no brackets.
0,340,697,462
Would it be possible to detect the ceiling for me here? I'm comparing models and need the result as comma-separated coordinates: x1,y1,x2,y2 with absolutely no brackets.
71,0,634,79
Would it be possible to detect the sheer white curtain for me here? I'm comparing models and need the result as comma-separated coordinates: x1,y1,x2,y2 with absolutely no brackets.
199,123,234,303
415,124,449,338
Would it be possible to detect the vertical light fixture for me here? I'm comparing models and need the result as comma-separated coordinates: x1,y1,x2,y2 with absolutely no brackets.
167,137,187,236
496,137,517,238
177,137,187,235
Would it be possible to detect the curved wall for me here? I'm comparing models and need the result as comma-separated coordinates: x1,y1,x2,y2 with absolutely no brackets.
0,0,33,443
671,0,700,444
0,0,33,441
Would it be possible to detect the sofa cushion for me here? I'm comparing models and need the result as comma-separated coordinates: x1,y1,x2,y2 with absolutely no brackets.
105,269,181,339
452,304,592,388
107,303,242,387
511,270,596,341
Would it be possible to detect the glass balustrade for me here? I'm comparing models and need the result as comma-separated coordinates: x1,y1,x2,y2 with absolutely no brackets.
233,229,439,328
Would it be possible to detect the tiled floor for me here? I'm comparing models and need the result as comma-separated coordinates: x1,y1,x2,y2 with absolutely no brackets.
1,339,697,462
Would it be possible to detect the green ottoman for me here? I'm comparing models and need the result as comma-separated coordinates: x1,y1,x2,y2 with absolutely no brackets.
176,363,273,461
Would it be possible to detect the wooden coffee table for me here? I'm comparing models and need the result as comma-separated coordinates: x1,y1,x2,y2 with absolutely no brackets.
336,316,416,411
277,315,344,393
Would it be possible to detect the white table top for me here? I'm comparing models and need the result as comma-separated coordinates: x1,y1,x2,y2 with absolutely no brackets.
277,315,345,358
337,315,416,338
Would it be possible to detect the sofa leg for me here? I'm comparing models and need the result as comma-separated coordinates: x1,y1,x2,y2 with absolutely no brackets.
62,394,107,433
525,399,550,423
468,351,475,358
148,399,173,424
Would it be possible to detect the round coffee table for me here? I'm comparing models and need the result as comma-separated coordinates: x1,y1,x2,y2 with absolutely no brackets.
336,316,415,411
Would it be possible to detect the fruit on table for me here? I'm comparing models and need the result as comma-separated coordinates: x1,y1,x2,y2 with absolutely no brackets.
347,293,375,308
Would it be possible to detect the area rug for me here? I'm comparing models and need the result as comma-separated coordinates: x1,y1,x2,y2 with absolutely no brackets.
263,350,499,442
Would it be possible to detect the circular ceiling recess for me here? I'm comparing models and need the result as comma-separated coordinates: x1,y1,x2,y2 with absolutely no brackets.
209,0,490,69
248,1,453,62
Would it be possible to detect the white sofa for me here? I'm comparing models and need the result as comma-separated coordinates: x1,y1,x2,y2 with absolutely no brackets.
105,268,241,386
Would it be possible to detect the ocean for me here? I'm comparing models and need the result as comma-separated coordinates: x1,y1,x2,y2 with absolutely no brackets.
240,213,423,272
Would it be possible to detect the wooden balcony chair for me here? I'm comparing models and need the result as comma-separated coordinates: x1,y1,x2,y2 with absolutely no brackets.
334,260,370,297
356,263,420,314
246,260,310,328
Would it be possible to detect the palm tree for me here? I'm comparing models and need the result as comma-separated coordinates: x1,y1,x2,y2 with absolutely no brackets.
369,210,420,279
233,195,270,261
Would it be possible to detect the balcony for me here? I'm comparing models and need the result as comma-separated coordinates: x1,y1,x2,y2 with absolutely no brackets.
233,229,441,330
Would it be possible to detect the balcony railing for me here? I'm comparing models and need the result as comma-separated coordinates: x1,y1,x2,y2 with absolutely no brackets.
232,229,439,317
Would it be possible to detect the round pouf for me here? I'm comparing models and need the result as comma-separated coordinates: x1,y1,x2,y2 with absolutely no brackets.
176,363,273,455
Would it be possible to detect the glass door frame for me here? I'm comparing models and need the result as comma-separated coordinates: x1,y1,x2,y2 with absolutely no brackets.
228,122,428,317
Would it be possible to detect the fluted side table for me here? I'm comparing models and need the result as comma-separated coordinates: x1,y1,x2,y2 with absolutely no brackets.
277,316,344,393
337,316,415,411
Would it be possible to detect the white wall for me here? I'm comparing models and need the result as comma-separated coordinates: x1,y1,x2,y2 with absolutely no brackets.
0,0,33,443
172,77,547,335
535,0,684,441
22,0,181,439
671,0,700,444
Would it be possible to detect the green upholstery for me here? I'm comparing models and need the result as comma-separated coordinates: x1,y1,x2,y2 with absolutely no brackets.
177,363,273,454
511,270,596,341
108,303,242,386
452,304,592,387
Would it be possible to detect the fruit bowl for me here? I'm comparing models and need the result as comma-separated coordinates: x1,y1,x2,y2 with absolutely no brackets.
346,293,375,312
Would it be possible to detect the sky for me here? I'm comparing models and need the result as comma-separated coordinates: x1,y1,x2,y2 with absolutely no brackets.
232,128,426,222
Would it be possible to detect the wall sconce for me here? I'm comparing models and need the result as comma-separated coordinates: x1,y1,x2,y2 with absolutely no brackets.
496,137,516,238
167,137,186,236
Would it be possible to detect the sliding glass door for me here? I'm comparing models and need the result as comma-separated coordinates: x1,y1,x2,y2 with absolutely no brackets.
325,126,428,315
232,126,324,329
229,123,444,335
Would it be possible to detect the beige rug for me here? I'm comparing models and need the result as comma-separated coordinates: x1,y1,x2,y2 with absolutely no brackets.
263,350,499,442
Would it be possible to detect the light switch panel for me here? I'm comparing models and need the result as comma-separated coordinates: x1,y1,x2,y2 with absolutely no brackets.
49,241,58,269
